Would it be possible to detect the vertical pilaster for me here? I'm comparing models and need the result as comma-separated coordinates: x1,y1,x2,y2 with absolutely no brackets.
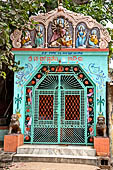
45,26,48,48
58,75,61,143
73,26,76,48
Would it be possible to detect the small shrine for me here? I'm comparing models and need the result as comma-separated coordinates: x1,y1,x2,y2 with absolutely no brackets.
11,2,111,145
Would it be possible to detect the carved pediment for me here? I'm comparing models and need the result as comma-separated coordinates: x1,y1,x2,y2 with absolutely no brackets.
10,3,111,49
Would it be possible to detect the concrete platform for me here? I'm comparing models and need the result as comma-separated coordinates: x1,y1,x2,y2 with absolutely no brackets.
13,145,97,165
9,162,98,170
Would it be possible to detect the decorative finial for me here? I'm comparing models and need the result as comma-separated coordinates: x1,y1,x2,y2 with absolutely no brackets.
58,0,64,11
58,0,63,5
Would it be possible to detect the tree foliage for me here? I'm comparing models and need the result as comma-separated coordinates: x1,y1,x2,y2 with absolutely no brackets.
0,0,112,78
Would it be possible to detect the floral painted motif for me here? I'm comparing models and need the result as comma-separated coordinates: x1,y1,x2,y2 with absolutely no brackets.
15,94,22,118
97,96,105,116
24,87,33,143
15,94,22,111
87,88,94,143
24,115,32,142
88,63,106,89
16,63,33,86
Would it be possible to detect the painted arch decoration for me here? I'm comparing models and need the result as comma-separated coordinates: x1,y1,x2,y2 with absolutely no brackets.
24,64,95,144
10,3,110,49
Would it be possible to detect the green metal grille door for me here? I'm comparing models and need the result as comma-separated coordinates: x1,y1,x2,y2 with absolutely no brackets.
33,74,85,144
33,75,58,143
24,65,95,145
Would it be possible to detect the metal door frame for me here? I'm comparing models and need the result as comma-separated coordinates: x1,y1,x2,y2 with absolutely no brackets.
32,74,88,144
24,64,96,145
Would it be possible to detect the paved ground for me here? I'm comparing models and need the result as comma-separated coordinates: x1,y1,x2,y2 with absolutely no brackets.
7,162,99,170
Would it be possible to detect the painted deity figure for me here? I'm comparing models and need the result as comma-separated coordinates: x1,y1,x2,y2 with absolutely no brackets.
50,19,72,47
89,30,99,48
50,19,66,46
76,25,86,48
62,31,72,47
21,30,32,48
35,26,44,48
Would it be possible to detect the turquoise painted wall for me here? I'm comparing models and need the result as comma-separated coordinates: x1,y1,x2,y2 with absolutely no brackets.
13,50,108,134
0,129,8,141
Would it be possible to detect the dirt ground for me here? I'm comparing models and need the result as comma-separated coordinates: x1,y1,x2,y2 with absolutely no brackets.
6,162,100,170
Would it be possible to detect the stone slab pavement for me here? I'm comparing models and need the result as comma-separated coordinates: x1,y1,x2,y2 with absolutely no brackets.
5,162,100,170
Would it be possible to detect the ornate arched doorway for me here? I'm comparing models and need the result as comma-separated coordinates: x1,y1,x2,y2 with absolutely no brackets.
24,64,96,145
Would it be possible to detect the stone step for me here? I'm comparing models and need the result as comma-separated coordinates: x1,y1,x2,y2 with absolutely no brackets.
15,145,97,165
17,145,96,157
13,154,97,166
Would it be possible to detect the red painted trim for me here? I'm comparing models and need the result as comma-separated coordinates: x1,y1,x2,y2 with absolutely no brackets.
0,126,8,130
12,48,109,52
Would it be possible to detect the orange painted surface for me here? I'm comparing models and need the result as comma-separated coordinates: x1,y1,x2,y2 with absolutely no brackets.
0,126,8,130
12,48,109,52
4,134,24,152
94,137,110,156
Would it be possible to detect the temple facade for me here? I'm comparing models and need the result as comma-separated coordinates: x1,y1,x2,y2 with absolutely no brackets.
11,3,111,145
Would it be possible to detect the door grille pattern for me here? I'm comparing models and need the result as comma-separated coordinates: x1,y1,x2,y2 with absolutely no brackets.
65,95,80,120
60,128,85,143
39,95,53,120
61,75,83,89
33,89,58,143
33,128,58,143
60,90,85,144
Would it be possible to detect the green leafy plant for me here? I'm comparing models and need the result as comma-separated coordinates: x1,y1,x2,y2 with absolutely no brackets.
0,0,112,78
